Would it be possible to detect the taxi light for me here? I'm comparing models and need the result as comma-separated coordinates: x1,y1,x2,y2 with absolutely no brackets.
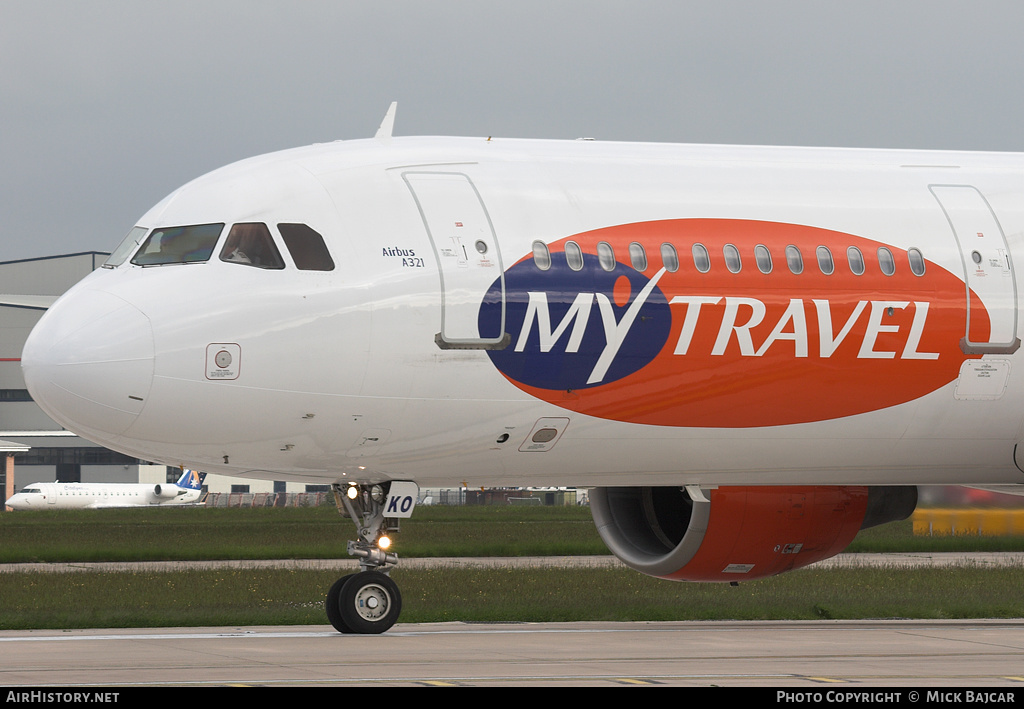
378,535,392,550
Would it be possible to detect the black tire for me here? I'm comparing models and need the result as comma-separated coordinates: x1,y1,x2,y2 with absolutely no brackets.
337,571,402,634
325,574,355,633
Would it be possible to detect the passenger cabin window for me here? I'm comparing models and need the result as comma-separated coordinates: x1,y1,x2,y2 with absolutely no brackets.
816,246,834,275
908,247,926,276
847,246,865,275
597,241,616,272
692,243,711,273
279,223,335,271
132,223,224,266
105,226,148,267
785,245,803,274
723,244,741,273
661,243,679,272
877,247,895,276
220,223,285,269
565,241,584,271
532,240,551,270
629,242,647,271
754,244,772,274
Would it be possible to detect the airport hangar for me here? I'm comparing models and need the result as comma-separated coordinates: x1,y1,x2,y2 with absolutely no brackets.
0,252,335,509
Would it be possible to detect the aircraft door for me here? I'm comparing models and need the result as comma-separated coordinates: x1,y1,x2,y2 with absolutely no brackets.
403,172,508,349
930,185,1020,354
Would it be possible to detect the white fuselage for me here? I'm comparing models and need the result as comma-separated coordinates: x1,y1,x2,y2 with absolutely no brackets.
6,482,202,510
20,137,1024,489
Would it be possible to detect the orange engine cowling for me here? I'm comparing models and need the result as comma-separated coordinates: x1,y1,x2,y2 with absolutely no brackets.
590,485,916,582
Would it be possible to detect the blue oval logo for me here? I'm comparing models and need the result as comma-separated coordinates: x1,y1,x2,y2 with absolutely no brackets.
481,253,671,390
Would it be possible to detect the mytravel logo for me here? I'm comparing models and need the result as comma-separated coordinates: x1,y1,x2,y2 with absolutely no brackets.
482,219,982,428
484,258,672,391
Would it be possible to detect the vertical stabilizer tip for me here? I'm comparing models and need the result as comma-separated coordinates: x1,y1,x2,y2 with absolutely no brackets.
375,102,398,141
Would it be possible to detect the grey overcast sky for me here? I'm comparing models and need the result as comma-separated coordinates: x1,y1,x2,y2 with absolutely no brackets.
4,0,1024,261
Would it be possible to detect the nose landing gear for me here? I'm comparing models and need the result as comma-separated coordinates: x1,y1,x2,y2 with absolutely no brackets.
326,570,402,634
326,481,417,634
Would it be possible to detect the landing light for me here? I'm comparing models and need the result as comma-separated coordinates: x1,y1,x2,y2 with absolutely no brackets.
378,535,392,550
370,485,385,503
346,484,359,500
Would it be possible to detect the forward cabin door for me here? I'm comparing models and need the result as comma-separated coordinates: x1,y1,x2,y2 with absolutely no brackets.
403,172,508,349
930,184,1019,354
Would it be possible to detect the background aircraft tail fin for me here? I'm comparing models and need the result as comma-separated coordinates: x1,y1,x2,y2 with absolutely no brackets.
175,468,205,490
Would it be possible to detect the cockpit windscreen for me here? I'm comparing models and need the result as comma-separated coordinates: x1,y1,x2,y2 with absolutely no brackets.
104,226,149,268
131,223,224,266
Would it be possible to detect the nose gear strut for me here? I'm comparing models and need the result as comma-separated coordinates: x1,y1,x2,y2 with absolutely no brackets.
325,481,416,633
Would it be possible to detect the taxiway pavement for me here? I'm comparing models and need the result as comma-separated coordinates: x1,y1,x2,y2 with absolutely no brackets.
2,619,1024,687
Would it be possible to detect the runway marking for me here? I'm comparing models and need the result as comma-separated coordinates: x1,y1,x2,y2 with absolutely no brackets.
37,674,792,688
0,630,340,643
0,625,756,644
5,620,1024,646
418,680,463,687
4,674,1019,688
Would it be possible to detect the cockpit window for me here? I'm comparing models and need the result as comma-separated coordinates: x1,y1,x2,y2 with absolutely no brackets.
278,223,335,271
104,226,148,268
219,223,285,270
132,223,224,266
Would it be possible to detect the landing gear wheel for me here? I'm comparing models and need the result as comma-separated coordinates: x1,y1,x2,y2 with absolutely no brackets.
325,574,356,633
337,571,402,634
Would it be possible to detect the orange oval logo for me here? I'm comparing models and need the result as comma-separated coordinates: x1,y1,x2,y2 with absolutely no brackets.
485,219,982,427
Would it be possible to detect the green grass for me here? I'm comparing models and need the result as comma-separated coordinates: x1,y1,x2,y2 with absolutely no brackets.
1,565,1022,630
848,518,1024,552
1,505,1023,629
0,505,606,562
2,504,1023,564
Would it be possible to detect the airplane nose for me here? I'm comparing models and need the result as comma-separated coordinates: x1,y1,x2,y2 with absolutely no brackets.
22,289,155,441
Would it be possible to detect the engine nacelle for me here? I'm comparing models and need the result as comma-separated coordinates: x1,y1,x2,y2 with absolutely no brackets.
590,485,916,582
152,484,181,499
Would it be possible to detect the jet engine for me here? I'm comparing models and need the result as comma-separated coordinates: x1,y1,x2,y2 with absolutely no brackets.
152,484,181,499
590,485,916,581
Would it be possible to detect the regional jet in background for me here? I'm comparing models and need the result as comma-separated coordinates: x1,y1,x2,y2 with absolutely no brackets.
6,469,205,510
19,104,1024,633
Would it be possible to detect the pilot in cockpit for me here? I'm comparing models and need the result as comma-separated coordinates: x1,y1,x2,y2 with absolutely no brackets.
220,223,284,269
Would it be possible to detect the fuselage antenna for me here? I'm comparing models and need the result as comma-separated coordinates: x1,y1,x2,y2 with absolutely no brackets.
375,102,397,142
